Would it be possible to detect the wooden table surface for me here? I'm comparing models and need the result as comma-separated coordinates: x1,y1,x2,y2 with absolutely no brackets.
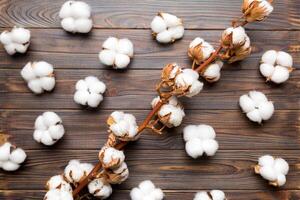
0,0,299,199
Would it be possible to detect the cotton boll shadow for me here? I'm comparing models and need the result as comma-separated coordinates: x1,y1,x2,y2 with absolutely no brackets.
63,30,93,39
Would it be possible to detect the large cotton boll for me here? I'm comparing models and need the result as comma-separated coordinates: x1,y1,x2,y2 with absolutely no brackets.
59,1,73,18
99,49,116,66
260,166,277,181
114,53,130,68
259,63,275,78
74,18,93,33
11,28,30,44
168,25,184,39
9,148,26,164
274,158,289,175
270,66,290,84
0,31,12,45
61,17,76,32
40,77,55,91
28,79,43,94
151,16,167,33
71,1,91,19
261,50,277,65
246,109,262,123
258,155,274,166
276,51,293,67
102,37,119,50
156,30,172,43
239,94,256,113
2,161,20,171
117,38,134,57
74,90,89,105
185,139,203,159
258,101,274,120
0,142,11,161
160,12,181,27
202,139,219,156
20,63,36,81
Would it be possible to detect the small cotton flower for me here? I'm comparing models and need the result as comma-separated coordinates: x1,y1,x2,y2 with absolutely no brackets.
64,159,94,184
254,155,289,187
106,111,138,141
74,76,106,108
33,111,65,146
99,146,125,169
46,175,72,193
99,37,134,69
242,0,274,22
260,50,294,84
0,142,27,171
59,1,93,33
188,37,215,65
130,180,164,200
0,27,30,55
202,61,223,83
88,178,112,199
44,189,73,200
194,190,226,200
106,162,129,184
151,96,185,128
183,124,219,158
151,12,184,44
239,91,274,123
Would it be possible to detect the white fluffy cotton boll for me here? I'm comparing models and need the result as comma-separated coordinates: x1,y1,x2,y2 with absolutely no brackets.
260,50,294,84
74,76,106,108
99,146,125,169
0,27,30,55
46,175,72,193
0,142,11,161
255,155,289,187
0,142,27,171
88,178,112,199
194,190,226,200
222,26,247,47
175,69,203,97
183,124,219,158
130,180,164,200
44,189,73,200
20,61,55,94
99,37,134,69
239,91,274,123
202,61,223,83
64,160,94,184
59,1,93,33
151,12,184,43
107,111,138,141
33,112,65,146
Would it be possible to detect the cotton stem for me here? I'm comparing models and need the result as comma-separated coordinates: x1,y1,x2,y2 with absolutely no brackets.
195,46,223,74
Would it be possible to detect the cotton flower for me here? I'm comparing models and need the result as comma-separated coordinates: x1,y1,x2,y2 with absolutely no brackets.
46,175,72,193
33,111,65,146
88,178,112,199
151,12,184,43
44,189,73,200
130,180,164,200
64,160,94,184
202,61,223,83
239,91,274,123
260,50,294,84
174,68,204,97
242,0,274,22
194,190,226,200
105,161,129,184
151,96,185,128
99,37,134,69
59,1,93,33
188,37,215,65
254,155,289,187
0,142,27,171
99,146,125,169
183,124,219,158
74,76,106,108
20,61,55,94
106,111,138,141
0,27,30,55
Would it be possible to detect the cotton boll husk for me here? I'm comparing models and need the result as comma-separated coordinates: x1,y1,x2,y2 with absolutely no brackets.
10,27,30,44
185,139,203,159
71,1,91,19
258,155,274,167
194,192,211,200
270,66,290,84
0,31,12,45
114,53,130,68
168,25,184,40
40,77,55,91
99,50,116,66
28,79,43,94
156,30,172,43
276,174,286,186
9,148,26,164
61,17,76,32
258,101,274,120
183,125,199,141
151,16,167,33
102,37,119,50
59,1,73,18
20,62,36,81
276,51,293,67
160,12,181,27
139,180,156,194
202,139,219,156
274,158,289,175
87,93,103,107
248,91,268,105
41,131,55,146
0,142,11,161
259,63,275,78
260,166,277,181
4,44,16,55
74,18,93,33
74,90,89,105
261,50,277,65
210,190,225,200
246,109,262,123
1,161,20,171
48,125,65,140
117,38,134,57
43,112,61,127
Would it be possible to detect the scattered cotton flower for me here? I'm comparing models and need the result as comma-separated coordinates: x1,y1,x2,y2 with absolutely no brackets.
64,159,94,184
202,60,223,82
188,37,215,65
88,178,112,199
239,91,274,123
194,190,226,200
255,155,289,187
59,1,93,33
183,124,219,158
0,142,26,171
151,12,184,43
33,111,65,146
151,96,185,128
99,37,134,69
242,0,274,22
74,76,106,108
20,61,55,94
260,50,294,84
99,146,125,169
107,111,138,141
130,180,164,200
0,27,30,55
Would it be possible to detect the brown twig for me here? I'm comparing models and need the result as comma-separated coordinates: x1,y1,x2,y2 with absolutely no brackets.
195,46,223,74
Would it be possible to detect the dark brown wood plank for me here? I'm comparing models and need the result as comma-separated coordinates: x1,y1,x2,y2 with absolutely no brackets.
1,190,300,200
1,110,299,150
0,150,299,190
0,0,299,30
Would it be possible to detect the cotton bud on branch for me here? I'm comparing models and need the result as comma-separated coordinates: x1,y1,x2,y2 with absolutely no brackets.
21,61,55,94
194,190,226,200
59,1,93,33
46,175,73,193
239,91,274,123
99,37,134,69
202,60,223,83
151,12,184,44
260,50,294,84
104,161,129,184
64,160,94,185
188,37,215,67
88,178,112,199
0,27,30,55
99,146,125,169
254,155,289,187
242,0,274,22
130,180,164,200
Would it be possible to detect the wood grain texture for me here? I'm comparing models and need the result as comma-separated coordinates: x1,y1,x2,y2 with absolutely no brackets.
0,0,299,30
